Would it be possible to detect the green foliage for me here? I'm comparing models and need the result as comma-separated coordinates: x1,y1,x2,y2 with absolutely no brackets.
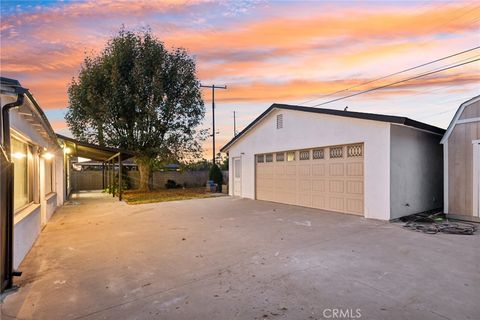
209,164,223,186
181,158,211,172
218,153,229,170
66,27,206,190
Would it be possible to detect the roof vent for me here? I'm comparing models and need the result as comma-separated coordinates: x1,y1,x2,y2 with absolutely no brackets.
276,114,283,129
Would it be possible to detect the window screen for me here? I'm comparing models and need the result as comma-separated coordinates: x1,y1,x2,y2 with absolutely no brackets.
234,159,241,178
11,138,33,211
45,159,54,194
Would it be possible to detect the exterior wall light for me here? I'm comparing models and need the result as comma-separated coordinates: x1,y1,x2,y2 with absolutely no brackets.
41,152,54,160
11,152,26,159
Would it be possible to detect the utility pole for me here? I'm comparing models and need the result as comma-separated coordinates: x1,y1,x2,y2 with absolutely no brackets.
200,84,227,164
233,111,237,137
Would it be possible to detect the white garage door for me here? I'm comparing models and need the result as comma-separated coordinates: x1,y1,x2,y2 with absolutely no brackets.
255,143,364,215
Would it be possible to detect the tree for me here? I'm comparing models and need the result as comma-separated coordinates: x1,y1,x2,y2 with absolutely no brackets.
209,164,223,192
66,28,205,190
217,153,229,170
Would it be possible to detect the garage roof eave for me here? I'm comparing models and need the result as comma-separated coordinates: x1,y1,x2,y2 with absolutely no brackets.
220,103,446,152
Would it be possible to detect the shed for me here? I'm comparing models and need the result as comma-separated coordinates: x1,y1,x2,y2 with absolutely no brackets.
440,95,480,221
221,104,445,221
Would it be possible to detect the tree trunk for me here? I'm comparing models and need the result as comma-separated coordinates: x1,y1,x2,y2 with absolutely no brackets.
97,123,104,146
137,159,152,191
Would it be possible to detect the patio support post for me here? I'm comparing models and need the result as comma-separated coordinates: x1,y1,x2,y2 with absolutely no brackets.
108,161,112,194
102,162,105,190
118,155,122,201
112,159,115,197
105,161,110,193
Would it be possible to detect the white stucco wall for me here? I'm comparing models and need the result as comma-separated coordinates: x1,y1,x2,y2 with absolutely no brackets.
390,124,443,219
226,108,391,220
13,206,41,269
2,93,65,269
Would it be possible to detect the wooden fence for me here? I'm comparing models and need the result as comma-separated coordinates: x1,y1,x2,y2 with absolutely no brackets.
71,170,228,191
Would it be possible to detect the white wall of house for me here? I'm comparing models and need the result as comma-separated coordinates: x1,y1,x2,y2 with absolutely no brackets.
2,94,65,269
227,108,392,220
389,124,443,219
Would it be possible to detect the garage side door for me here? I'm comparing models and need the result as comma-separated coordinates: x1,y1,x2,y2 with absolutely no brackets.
255,144,364,216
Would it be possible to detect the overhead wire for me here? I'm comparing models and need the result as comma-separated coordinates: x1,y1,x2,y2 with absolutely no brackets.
298,46,480,106
309,57,480,107
298,3,480,106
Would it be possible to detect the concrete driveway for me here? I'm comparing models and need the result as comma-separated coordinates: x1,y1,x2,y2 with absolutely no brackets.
1,192,479,320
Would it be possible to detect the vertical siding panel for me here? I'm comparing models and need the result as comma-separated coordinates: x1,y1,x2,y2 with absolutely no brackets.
448,100,480,216
464,123,475,214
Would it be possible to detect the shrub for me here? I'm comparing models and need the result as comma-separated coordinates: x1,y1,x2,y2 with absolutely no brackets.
209,164,223,192
165,179,181,189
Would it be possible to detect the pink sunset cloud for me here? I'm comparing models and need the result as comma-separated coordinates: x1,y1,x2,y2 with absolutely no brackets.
1,0,479,159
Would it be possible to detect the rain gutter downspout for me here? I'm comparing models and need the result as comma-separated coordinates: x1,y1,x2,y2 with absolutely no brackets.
1,89,26,293
2,92,25,157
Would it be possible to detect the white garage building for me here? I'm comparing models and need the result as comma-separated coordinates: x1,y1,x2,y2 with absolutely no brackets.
221,104,445,220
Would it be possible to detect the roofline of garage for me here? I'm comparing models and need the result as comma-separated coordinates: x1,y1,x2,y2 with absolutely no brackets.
220,104,446,152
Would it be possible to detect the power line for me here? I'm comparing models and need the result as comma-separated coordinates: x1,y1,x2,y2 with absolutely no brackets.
299,46,480,105
310,57,480,108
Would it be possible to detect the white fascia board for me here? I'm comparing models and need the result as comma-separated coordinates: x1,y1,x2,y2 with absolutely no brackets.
441,95,480,144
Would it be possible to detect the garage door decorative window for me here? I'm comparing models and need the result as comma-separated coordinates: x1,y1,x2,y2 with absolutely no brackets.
257,154,265,163
347,144,363,157
287,151,295,161
312,149,324,160
266,154,273,162
300,150,310,160
276,152,285,161
329,146,343,158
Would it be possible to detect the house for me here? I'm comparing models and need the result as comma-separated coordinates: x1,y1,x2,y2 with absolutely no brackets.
221,103,445,221
440,95,480,221
1,77,131,293
0,77,66,275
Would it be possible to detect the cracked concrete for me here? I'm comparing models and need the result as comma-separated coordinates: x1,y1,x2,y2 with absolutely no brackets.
1,192,479,320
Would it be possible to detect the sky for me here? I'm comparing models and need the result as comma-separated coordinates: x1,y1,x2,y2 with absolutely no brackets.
1,0,479,159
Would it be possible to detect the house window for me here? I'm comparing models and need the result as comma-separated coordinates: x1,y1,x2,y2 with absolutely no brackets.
276,152,285,162
313,149,324,159
257,154,265,163
234,159,241,178
265,154,273,162
347,144,363,157
287,151,295,161
11,138,33,211
329,146,343,159
299,150,310,160
45,158,54,194
276,114,283,129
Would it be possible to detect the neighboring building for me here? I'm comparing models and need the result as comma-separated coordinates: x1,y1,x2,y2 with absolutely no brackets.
221,104,445,221
0,77,65,270
441,95,480,221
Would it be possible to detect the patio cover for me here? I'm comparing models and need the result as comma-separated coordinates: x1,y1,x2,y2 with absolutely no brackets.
56,134,134,161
